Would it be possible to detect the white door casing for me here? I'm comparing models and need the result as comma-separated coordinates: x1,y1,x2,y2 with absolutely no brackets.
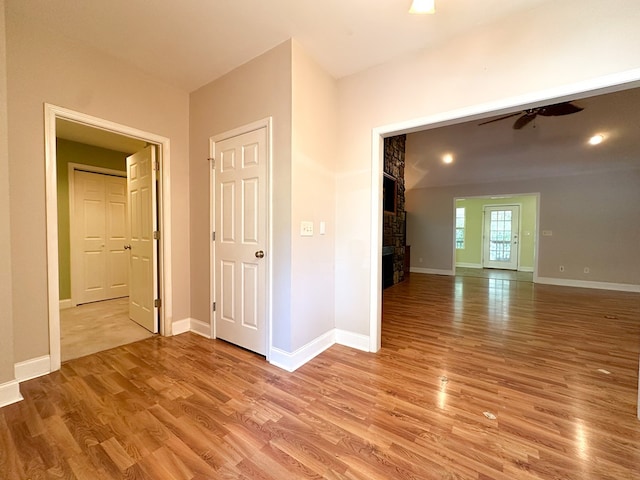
212,126,268,355
127,146,158,333
483,205,520,270
72,170,128,304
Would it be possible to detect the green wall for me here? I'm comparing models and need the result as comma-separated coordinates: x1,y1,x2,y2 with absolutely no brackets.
57,139,127,300
455,195,537,270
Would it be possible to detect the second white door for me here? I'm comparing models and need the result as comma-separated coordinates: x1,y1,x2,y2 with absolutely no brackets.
214,127,267,355
73,170,128,304
127,146,158,333
483,205,520,270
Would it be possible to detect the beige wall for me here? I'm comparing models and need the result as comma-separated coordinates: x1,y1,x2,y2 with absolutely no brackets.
335,0,640,337
291,41,338,348
5,6,191,363
0,0,16,384
407,170,640,285
189,41,293,350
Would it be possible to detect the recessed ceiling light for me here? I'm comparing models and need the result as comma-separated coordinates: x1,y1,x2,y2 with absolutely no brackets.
409,0,435,14
442,153,453,164
588,134,605,145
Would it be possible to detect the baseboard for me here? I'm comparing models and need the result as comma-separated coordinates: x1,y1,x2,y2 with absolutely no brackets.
59,299,73,310
410,267,455,276
172,318,191,335
535,276,640,293
335,329,370,352
455,263,482,269
190,319,212,339
0,380,23,408
518,266,534,272
15,355,51,382
269,329,335,373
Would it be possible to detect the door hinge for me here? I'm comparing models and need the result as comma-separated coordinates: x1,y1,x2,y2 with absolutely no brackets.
154,298,162,308
153,160,160,171
212,301,216,312
153,230,160,240
208,157,215,168
212,231,216,241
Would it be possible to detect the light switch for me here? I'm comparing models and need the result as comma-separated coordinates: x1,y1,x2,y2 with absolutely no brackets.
300,221,313,236
319,221,326,235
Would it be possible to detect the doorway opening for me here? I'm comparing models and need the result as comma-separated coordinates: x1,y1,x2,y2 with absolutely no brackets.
45,104,173,371
370,71,640,353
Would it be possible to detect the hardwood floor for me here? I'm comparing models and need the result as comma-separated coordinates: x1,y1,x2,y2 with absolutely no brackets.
2,274,639,479
455,267,533,283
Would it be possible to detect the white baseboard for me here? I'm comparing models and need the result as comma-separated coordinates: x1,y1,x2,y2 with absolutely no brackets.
15,355,51,382
0,380,23,408
172,318,191,335
190,319,212,339
59,299,73,310
535,276,640,293
410,267,455,276
335,329,370,352
518,266,534,272
455,263,482,269
269,329,335,372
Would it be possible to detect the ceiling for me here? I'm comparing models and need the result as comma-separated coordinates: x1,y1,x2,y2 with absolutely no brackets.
404,87,640,189
57,119,147,154
14,0,638,179
8,0,550,92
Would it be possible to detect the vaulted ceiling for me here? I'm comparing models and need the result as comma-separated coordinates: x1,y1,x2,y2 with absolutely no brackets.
9,0,551,91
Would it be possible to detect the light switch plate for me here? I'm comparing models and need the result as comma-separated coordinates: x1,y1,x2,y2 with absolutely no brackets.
300,221,313,236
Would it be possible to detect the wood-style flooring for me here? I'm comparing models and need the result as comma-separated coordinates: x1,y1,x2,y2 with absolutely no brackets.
2,273,639,479
61,298,155,362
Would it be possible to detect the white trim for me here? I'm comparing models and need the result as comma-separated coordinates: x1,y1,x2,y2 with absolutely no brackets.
269,330,335,372
0,380,23,408
172,318,191,335
15,355,51,382
518,266,534,273
455,263,482,269
535,277,640,293
44,104,173,371
190,319,212,339
411,267,455,276
59,299,73,310
335,329,370,352
209,118,273,358
370,69,640,360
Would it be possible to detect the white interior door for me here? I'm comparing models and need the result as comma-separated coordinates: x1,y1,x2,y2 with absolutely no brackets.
483,205,520,270
127,146,158,333
214,127,267,355
73,171,128,304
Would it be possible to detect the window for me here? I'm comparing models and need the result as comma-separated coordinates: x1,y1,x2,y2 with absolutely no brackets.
456,207,465,249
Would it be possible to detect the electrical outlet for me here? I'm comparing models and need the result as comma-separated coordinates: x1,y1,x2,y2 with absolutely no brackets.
559,265,565,272
584,267,590,274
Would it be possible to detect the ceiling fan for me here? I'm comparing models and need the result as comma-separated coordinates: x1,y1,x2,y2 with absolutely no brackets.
478,102,584,130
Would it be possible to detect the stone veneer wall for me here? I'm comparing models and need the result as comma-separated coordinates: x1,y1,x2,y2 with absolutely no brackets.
383,135,406,285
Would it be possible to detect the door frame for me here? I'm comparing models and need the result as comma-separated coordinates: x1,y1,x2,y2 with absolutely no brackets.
481,204,521,270
45,103,173,371
370,70,640,353
68,164,127,308
209,118,273,360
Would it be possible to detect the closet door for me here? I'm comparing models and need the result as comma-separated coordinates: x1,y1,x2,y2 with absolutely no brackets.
73,170,128,304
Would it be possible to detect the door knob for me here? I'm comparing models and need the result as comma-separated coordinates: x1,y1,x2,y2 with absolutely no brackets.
124,244,132,250
255,250,265,259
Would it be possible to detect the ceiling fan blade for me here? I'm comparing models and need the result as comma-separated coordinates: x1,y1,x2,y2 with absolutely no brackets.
538,102,584,116
478,112,522,126
513,113,537,130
